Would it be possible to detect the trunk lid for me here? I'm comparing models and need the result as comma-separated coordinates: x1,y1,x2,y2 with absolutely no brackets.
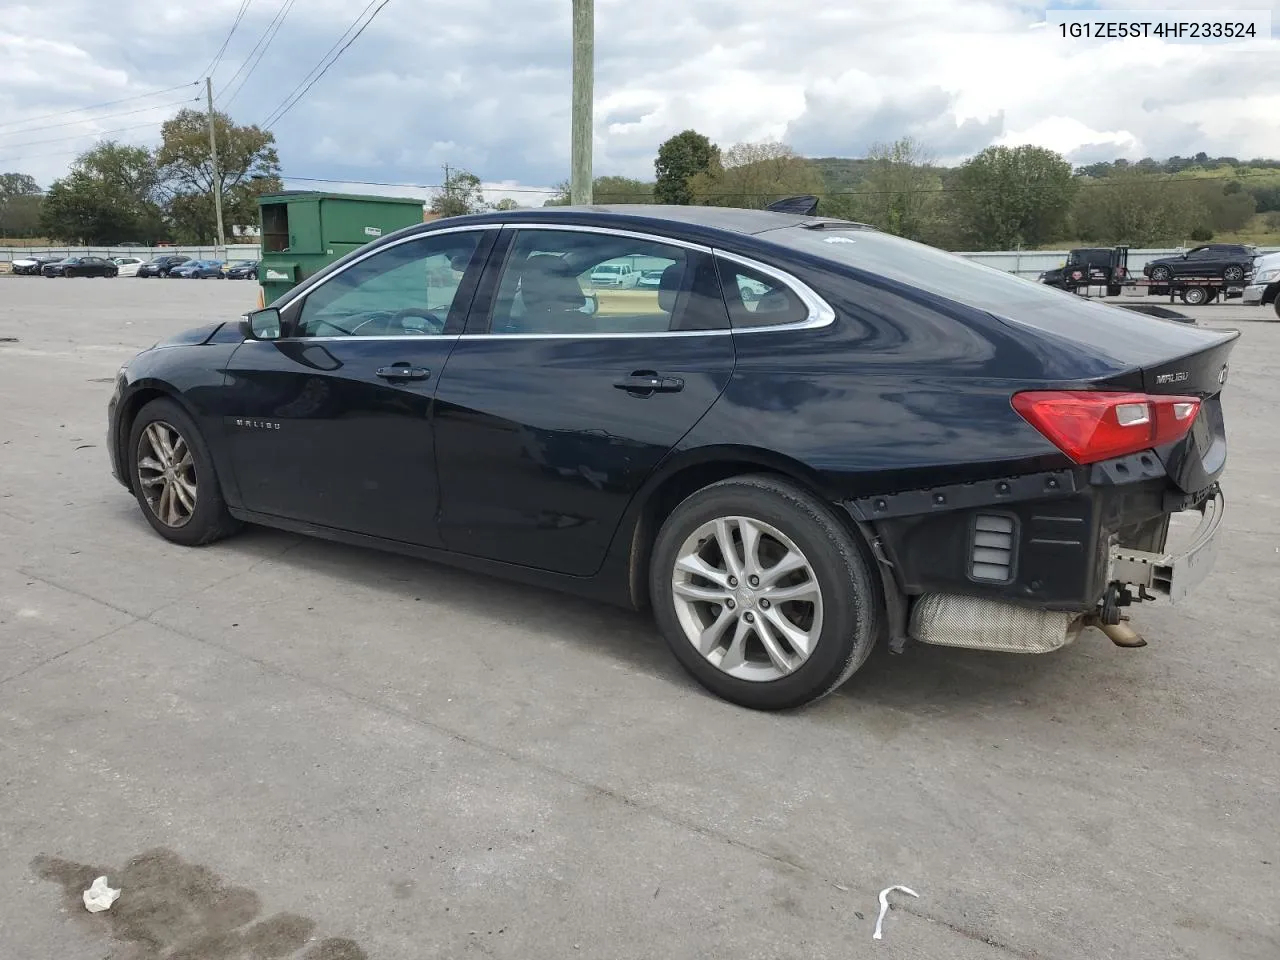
1136,332,1237,494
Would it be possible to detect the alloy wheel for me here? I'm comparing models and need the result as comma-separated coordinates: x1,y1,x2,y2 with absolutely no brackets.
1224,266,1244,282
670,516,824,682
137,421,197,528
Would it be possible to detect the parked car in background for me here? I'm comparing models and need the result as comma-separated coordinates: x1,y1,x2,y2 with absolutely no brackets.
136,255,191,278
1142,243,1258,282
224,260,259,280
589,261,638,287
42,256,118,278
170,260,225,279
1241,250,1280,317
10,254,66,276
105,204,1236,711
636,268,664,288
113,257,145,278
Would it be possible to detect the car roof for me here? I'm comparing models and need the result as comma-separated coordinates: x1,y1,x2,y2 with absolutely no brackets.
449,204,829,237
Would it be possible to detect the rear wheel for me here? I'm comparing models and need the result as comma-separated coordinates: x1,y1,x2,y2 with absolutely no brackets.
128,398,240,546
1150,265,1171,282
1181,286,1209,306
1223,265,1245,282
1274,298,1280,320
649,475,882,711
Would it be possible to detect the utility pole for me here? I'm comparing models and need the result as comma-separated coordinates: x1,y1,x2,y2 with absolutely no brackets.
206,77,226,252
570,0,594,205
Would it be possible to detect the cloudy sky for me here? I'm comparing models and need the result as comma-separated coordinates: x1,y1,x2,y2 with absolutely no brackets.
1,0,1277,204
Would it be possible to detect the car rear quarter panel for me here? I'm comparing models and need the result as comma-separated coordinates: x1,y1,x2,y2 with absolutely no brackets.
676,263,1087,501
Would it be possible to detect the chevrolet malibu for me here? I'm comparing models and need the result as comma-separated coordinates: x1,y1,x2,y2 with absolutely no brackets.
107,205,1235,710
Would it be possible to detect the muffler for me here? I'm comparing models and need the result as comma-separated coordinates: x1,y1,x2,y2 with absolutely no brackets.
909,594,1087,654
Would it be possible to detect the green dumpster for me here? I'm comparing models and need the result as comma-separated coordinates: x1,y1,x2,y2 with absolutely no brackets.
256,191,426,305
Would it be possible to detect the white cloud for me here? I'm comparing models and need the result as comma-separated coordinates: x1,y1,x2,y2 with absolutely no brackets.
0,0,1277,193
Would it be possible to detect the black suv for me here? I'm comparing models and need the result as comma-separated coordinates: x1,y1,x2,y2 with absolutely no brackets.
1142,244,1258,282
136,255,191,278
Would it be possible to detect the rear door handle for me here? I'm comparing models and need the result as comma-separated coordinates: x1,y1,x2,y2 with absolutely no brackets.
375,365,430,381
613,372,684,395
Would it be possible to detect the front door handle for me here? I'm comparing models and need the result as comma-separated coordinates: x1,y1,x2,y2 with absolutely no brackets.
613,371,684,395
375,365,430,381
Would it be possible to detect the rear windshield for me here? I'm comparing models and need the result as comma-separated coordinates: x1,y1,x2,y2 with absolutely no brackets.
763,225,1087,314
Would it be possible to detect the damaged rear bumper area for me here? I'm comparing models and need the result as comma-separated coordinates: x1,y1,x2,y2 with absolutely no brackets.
844,463,1225,655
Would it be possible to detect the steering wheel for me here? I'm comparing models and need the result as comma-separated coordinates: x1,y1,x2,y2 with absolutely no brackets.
388,308,446,335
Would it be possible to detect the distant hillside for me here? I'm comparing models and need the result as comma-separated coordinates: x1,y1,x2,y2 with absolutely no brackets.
808,157,877,193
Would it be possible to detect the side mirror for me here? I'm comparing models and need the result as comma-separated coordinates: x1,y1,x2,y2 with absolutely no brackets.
240,307,283,340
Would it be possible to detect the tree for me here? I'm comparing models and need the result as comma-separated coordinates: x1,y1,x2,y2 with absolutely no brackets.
688,141,824,210
431,169,486,217
156,108,280,242
491,197,521,211
0,172,43,237
654,130,719,205
593,176,653,203
948,145,1078,248
835,137,943,242
543,176,653,206
40,143,168,244
1070,171,1206,246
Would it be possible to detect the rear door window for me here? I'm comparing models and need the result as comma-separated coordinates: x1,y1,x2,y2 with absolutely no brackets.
715,260,810,328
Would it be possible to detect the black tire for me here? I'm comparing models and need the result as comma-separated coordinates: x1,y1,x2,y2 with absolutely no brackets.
1223,265,1245,282
1106,284,1122,298
649,474,882,711
1274,298,1280,321
1180,286,1208,306
127,397,241,547
1149,265,1171,282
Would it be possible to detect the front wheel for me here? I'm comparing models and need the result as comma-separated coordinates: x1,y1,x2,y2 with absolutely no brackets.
649,475,882,710
1223,265,1245,282
128,398,241,546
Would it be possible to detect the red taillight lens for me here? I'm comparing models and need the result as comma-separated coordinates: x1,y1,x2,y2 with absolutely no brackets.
1011,391,1201,465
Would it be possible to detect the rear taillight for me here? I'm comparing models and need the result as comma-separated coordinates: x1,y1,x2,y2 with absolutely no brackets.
1011,391,1200,465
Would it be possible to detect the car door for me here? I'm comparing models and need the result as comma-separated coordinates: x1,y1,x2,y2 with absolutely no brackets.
432,225,736,576
221,226,495,546
1177,246,1214,276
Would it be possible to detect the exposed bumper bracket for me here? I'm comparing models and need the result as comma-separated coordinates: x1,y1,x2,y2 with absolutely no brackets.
1109,488,1224,603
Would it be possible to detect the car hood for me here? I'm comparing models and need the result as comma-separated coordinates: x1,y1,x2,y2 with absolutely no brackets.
154,321,227,348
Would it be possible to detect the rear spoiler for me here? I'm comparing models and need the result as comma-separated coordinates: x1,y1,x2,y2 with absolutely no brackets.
766,195,820,215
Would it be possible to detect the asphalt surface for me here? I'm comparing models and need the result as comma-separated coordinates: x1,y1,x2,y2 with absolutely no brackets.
1,278,1277,960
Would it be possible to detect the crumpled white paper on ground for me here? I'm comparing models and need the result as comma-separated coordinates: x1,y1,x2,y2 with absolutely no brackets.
82,876,120,913
873,884,919,940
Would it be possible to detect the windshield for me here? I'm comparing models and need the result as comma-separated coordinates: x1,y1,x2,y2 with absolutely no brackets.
764,225,1104,314
594,265,622,274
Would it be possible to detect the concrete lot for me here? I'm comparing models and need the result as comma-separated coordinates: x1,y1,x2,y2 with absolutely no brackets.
1,278,1277,960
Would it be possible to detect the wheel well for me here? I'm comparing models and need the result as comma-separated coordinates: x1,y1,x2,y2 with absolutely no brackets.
625,458,862,610
115,387,173,491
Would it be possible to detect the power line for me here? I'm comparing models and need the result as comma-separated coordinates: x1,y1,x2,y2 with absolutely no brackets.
263,0,394,129
218,0,298,109
0,121,170,165
259,0,380,128
0,82,199,133
198,0,254,82
0,101,200,152
0,96,203,142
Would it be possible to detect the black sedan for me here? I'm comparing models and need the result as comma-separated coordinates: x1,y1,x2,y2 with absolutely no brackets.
42,256,118,277
136,255,190,278
106,205,1235,710
1142,243,1258,282
224,260,259,280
